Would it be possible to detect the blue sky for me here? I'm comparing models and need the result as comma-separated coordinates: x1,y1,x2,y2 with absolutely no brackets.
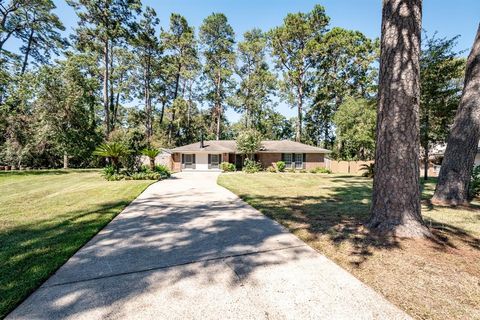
10,0,480,121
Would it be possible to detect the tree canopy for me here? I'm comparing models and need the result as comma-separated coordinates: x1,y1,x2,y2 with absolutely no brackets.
0,2,465,170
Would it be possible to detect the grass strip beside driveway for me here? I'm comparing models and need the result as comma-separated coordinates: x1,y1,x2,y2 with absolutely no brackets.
0,170,153,318
218,173,480,320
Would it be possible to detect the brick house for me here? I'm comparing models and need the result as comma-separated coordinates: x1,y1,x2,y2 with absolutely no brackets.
170,140,331,172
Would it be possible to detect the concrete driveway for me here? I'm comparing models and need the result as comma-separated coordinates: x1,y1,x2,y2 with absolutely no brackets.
8,172,410,320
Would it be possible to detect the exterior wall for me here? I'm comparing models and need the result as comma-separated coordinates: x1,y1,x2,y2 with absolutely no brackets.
222,153,229,164
258,153,282,168
172,153,181,172
172,152,230,171
174,151,328,171
140,153,172,170
305,153,325,170
257,153,326,170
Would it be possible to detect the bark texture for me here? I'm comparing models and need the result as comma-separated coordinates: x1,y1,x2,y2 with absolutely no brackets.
103,40,110,136
431,25,480,206
368,0,430,238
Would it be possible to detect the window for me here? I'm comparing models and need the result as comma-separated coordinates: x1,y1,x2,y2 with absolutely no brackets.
209,154,221,168
284,153,292,167
295,153,303,169
184,154,193,168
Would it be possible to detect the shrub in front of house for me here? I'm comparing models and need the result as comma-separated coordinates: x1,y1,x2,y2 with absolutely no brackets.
220,162,236,172
105,173,125,181
243,159,262,173
102,165,116,178
285,167,295,173
153,164,171,178
275,161,286,172
101,160,170,181
310,167,332,174
266,165,276,173
126,172,162,180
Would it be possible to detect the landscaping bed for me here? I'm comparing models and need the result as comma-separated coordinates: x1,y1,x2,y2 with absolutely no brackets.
218,173,480,320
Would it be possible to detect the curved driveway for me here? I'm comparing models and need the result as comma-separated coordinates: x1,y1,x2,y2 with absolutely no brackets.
8,172,410,319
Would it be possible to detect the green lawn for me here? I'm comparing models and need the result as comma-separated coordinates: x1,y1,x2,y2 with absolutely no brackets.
218,172,480,320
0,170,153,318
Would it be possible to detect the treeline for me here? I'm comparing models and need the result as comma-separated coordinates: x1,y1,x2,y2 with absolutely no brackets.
0,1,464,168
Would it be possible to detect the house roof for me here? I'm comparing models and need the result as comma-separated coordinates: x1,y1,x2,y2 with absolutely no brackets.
171,140,331,154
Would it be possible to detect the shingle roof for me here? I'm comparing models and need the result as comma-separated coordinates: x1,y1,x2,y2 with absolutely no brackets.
171,140,331,153
260,140,331,153
171,140,237,152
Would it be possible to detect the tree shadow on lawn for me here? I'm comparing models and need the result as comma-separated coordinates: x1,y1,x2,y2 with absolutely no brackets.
239,177,480,268
0,200,132,318
4,176,480,319
0,170,73,177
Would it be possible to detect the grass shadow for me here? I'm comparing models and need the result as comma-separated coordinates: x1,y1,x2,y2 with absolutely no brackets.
228,175,480,268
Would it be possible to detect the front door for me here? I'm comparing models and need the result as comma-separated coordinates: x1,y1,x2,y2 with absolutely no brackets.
235,154,244,170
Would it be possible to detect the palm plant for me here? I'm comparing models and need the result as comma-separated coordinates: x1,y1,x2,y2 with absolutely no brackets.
93,142,130,172
141,148,160,170
360,163,375,178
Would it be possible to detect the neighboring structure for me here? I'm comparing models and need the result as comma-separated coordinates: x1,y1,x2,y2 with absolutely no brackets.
421,142,480,177
170,140,331,172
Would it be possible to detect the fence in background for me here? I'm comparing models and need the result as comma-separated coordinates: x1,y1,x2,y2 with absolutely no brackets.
325,159,373,174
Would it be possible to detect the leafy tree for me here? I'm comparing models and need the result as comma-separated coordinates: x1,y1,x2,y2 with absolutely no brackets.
269,5,329,142
432,25,480,205
131,7,161,141
332,97,376,161
420,33,464,180
68,0,141,136
199,13,235,140
232,108,295,141
0,0,25,52
0,72,37,167
236,128,262,160
232,28,276,130
161,13,199,144
34,53,101,168
369,0,430,238
17,0,67,74
306,27,378,147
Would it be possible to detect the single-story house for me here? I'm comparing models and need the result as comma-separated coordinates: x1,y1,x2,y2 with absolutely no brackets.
170,139,331,172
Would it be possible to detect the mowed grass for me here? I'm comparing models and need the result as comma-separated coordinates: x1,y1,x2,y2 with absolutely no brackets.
218,173,480,320
0,170,153,318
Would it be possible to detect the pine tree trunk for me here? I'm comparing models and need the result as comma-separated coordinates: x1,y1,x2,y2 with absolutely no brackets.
423,107,429,181
296,84,303,142
20,27,34,75
431,25,480,206
109,44,115,131
215,70,222,140
103,39,110,136
168,64,182,142
368,0,430,238
145,57,152,141
63,152,69,169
